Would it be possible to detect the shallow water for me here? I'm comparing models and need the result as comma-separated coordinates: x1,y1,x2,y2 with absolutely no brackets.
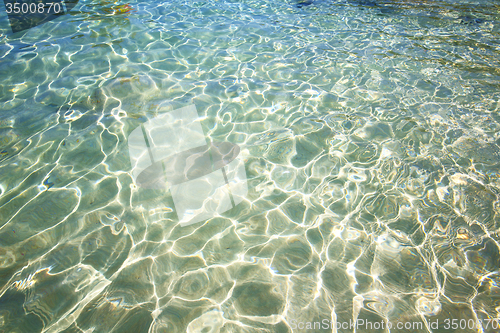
1,0,500,332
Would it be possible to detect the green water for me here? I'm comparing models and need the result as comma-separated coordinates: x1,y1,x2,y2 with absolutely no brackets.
1,0,500,332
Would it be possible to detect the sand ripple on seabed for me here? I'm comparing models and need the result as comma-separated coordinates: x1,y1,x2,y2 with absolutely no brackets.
1,0,500,332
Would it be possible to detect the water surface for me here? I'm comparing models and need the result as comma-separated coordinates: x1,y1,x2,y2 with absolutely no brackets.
1,0,500,332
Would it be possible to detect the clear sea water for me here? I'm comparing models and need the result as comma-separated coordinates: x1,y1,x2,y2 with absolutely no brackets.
1,0,500,332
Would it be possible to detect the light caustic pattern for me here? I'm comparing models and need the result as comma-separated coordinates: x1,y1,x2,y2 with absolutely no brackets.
0,0,500,332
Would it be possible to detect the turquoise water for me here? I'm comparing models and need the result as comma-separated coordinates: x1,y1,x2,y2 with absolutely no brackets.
1,0,500,332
